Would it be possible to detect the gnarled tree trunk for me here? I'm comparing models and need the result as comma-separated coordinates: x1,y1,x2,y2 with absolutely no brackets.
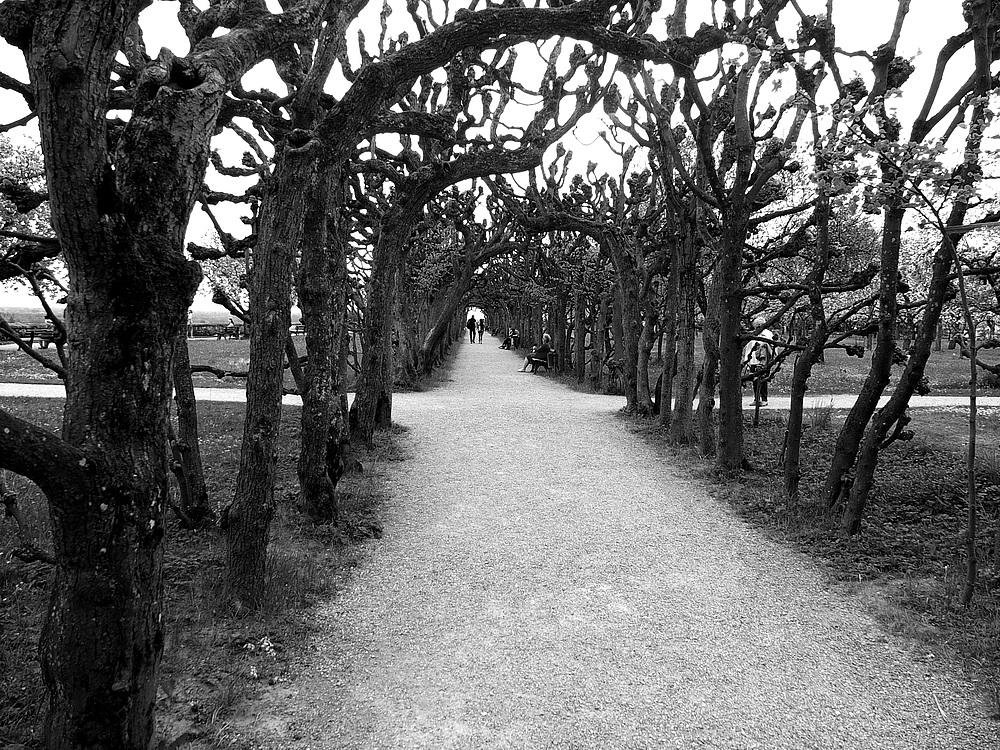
636,293,657,415
351,243,399,444
716,216,748,473
590,292,609,391
698,276,722,457
573,292,586,383
228,144,313,605
0,3,233,744
670,228,697,443
171,333,212,527
825,203,905,511
296,162,345,524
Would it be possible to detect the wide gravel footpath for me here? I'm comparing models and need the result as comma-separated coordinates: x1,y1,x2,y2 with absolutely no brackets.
253,340,993,750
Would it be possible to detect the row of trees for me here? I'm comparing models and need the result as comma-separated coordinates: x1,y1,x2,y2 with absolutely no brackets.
0,0,736,745
1,0,999,746
476,0,1000,526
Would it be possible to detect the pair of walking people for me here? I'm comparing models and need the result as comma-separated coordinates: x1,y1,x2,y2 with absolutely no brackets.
466,315,485,344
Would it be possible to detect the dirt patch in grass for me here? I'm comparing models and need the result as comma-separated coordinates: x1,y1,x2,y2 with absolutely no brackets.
0,398,394,748
617,406,1000,706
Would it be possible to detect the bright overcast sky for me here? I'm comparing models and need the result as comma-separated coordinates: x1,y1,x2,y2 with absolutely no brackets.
0,1,976,310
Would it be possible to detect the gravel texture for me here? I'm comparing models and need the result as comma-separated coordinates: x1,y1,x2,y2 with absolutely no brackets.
251,340,993,749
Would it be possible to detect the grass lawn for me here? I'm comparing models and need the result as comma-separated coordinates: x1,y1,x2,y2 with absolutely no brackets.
0,397,394,747
645,341,1000,397
0,336,361,392
0,346,63,384
4,332,995,400
766,345,999,397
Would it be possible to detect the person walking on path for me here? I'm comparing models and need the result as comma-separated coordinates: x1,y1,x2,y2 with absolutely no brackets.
466,315,477,344
477,319,485,343
741,315,776,406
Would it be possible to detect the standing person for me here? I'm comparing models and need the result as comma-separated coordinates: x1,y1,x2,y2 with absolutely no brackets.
477,318,485,343
466,315,477,343
741,316,776,406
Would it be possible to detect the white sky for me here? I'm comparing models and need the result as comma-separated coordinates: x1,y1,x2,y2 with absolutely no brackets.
0,1,980,311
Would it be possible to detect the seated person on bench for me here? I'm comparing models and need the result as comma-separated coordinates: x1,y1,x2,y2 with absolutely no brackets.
518,333,552,372
498,328,514,349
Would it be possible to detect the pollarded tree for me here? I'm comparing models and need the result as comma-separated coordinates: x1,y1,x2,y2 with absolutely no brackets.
488,150,676,414
815,0,1000,532
349,38,607,443
0,1,338,744
0,136,67,376
224,0,732,599
401,188,519,376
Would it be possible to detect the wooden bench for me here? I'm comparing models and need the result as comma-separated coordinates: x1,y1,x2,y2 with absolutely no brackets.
527,350,556,373
2,325,59,348
215,324,244,340
189,323,224,338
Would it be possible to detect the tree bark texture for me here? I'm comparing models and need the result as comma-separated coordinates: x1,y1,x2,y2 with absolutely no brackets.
698,276,722,457
606,238,641,411
393,264,421,387
636,293,657,415
783,196,831,503
574,292,586,383
825,204,905,511
715,216,748,473
658,258,678,429
591,293,608,391
352,207,418,444
670,229,697,443
420,250,476,373
844,159,985,532
228,144,314,605
9,3,237,745
171,333,212,527
552,297,566,374
296,162,343,524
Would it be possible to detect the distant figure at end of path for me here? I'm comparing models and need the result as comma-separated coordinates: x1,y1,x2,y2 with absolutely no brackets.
519,333,552,372
466,315,477,344
741,316,776,406
477,319,485,343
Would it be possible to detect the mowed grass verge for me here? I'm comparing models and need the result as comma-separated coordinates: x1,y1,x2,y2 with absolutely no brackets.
0,336,361,392
0,397,401,748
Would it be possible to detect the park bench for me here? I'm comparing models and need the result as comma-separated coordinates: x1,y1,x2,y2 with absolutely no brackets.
189,323,224,338
2,325,59,349
215,324,244,340
527,350,556,373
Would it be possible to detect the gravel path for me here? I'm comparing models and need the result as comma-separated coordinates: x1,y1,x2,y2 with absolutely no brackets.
248,340,995,749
